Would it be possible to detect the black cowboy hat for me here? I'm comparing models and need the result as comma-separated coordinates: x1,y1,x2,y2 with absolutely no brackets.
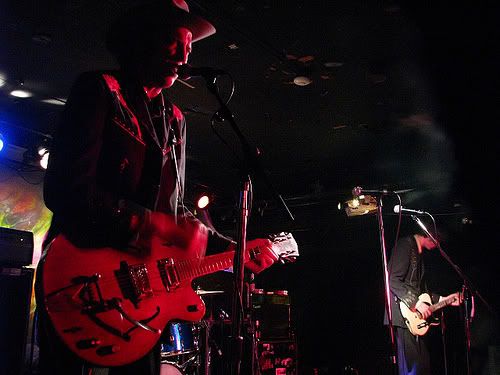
106,0,216,56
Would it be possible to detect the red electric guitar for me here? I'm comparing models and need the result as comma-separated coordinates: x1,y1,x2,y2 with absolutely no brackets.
40,231,298,367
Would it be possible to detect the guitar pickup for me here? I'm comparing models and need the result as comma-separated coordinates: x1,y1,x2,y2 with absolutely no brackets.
116,261,153,305
417,322,429,329
157,258,180,291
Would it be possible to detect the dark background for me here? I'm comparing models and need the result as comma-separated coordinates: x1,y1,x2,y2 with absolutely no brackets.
1,1,499,374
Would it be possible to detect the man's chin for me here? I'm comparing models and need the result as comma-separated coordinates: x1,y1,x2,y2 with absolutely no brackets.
162,76,177,88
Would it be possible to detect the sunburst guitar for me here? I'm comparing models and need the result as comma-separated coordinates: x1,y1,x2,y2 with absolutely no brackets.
399,292,460,336
40,232,298,367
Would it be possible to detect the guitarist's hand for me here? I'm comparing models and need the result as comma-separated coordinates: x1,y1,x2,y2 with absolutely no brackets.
129,212,208,256
415,300,432,320
245,238,278,274
226,238,278,274
440,292,462,306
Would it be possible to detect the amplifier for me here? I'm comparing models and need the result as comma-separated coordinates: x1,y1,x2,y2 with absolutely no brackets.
0,227,34,266
253,290,291,340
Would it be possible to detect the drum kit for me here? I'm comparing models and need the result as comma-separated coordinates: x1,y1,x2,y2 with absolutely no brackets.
159,288,296,375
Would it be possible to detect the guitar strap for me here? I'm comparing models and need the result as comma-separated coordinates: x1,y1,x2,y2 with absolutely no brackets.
102,73,143,141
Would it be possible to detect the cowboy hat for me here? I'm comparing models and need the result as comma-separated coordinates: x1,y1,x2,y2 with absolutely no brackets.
106,0,215,56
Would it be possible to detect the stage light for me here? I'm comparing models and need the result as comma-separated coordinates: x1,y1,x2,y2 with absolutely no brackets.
193,184,215,210
37,147,50,169
10,89,33,98
41,98,66,106
22,144,50,169
343,194,377,217
0,133,4,152
196,194,211,209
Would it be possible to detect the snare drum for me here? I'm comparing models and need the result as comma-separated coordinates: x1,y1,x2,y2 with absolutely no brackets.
160,322,199,358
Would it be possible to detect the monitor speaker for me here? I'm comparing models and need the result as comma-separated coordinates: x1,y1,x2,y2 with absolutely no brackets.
0,266,35,375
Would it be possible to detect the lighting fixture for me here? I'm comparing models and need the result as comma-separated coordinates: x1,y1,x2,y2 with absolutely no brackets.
10,89,33,98
293,76,312,86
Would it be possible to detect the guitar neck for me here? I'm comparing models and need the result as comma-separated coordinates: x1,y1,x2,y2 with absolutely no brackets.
176,251,236,281
429,295,456,313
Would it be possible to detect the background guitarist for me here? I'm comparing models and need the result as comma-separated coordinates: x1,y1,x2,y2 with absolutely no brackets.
386,232,462,375
34,1,277,375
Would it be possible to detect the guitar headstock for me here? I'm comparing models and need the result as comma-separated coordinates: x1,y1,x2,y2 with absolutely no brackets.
268,232,299,263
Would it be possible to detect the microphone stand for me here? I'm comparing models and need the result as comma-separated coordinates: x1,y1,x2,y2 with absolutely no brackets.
411,214,494,375
201,73,294,375
375,196,398,373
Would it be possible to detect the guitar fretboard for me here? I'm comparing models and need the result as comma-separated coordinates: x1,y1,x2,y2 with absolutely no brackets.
175,251,235,281
429,296,456,313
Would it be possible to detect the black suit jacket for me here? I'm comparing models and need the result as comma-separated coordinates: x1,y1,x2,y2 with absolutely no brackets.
43,71,186,248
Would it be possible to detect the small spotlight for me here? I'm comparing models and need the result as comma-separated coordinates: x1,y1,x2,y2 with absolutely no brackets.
0,133,4,152
197,195,211,209
40,152,50,169
38,147,50,169
293,76,312,86
41,98,66,106
10,89,33,98
38,146,48,156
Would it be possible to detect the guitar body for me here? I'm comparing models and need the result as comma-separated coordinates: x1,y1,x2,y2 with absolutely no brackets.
41,235,206,367
39,230,299,367
399,293,439,336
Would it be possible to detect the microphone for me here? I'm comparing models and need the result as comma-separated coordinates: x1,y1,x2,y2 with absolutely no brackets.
393,205,427,215
352,186,391,197
177,64,227,80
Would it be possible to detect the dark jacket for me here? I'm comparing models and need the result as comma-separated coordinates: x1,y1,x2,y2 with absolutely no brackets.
386,236,440,328
43,70,186,249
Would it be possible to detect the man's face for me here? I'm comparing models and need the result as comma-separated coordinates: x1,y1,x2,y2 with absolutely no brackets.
142,26,192,88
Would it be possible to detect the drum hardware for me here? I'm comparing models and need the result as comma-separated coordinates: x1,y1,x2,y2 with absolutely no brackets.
160,322,200,358
159,288,295,374
195,289,225,296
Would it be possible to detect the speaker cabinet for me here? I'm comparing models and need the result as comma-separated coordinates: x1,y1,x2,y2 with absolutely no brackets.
0,266,35,375
253,290,291,340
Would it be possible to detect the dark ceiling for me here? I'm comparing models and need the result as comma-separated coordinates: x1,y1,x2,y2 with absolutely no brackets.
1,1,498,371
1,0,497,234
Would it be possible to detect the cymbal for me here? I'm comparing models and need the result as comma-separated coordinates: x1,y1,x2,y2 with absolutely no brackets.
196,289,225,295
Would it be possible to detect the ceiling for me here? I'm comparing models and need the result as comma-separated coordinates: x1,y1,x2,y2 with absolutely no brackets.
1,0,498,243
1,1,499,370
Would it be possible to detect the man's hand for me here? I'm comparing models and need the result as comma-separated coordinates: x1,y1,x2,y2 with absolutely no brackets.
129,212,208,257
440,292,462,306
244,238,278,274
415,299,432,320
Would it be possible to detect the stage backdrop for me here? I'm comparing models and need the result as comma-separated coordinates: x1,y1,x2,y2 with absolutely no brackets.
0,163,52,266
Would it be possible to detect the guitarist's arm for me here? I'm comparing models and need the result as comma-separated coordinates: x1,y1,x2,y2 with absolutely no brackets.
388,239,420,310
134,211,277,273
194,209,278,274
439,292,462,306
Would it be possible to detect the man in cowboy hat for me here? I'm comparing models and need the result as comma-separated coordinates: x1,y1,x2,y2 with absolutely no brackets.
35,1,276,374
